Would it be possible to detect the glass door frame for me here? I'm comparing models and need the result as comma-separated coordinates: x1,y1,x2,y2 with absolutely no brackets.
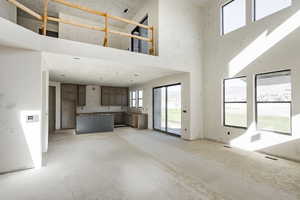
152,83,182,137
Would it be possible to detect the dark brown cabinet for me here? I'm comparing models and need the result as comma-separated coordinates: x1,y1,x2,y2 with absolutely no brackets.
77,85,86,106
61,84,77,129
101,86,128,106
112,112,124,125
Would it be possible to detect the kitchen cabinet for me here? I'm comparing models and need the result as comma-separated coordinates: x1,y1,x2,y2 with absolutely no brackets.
77,85,86,106
101,86,128,106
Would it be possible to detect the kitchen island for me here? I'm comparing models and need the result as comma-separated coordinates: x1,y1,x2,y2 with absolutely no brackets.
76,113,114,134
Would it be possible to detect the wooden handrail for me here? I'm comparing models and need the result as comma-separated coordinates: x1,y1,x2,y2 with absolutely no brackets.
7,0,156,55
50,0,106,17
7,0,42,20
47,17,105,32
109,30,151,42
107,14,151,30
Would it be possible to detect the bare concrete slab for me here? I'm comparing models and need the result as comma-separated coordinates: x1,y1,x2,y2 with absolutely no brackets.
0,127,299,200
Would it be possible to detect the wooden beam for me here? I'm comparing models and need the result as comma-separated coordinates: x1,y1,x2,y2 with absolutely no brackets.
104,13,109,47
43,0,49,35
107,14,151,30
47,17,105,32
7,0,42,20
109,30,151,42
150,26,155,55
50,0,105,16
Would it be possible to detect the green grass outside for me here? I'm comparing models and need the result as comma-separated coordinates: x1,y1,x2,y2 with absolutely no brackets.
226,114,290,133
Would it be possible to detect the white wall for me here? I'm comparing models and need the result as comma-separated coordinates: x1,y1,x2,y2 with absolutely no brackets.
130,73,190,139
122,0,159,54
42,70,49,153
0,0,16,23
203,0,300,161
0,46,43,173
59,13,124,49
77,85,127,114
17,15,58,34
49,81,61,130
158,0,205,140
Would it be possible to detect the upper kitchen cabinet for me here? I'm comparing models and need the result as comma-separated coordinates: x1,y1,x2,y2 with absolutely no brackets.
77,85,86,106
101,86,128,106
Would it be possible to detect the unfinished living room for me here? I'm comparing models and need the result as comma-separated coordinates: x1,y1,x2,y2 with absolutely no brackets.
1,0,300,199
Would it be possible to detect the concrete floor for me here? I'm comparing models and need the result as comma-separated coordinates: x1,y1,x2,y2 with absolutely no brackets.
1,128,300,200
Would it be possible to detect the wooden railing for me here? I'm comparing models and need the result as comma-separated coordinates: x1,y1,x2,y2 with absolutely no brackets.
7,0,155,55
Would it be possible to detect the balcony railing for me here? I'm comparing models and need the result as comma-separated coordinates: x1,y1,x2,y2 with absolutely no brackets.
7,0,156,55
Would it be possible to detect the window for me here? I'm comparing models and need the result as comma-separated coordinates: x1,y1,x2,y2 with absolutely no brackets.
131,15,149,54
138,90,143,108
223,77,247,128
130,91,137,107
254,0,292,21
222,0,246,35
255,70,291,134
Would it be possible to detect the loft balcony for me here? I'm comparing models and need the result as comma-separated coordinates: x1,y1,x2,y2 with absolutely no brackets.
6,0,157,56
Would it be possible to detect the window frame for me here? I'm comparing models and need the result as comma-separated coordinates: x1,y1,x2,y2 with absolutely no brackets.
221,0,246,35
255,69,292,135
221,0,234,36
253,0,292,21
130,90,137,108
131,15,149,53
223,76,248,129
138,89,143,108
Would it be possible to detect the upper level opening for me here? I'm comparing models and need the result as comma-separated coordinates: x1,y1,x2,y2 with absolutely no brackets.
9,0,157,56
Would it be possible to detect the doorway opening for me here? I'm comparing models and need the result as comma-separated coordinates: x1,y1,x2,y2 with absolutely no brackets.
48,86,56,135
153,84,182,136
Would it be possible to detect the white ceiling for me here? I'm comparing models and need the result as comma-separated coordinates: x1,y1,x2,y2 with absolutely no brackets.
18,0,148,28
43,52,182,86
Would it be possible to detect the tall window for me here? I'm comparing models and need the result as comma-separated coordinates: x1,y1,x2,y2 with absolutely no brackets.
254,0,292,21
130,91,137,107
255,70,291,134
221,0,246,35
138,90,143,108
131,15,149,54
223,77,247,128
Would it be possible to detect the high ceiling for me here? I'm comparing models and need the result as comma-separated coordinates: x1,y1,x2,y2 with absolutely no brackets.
18,0,209,28
43,52,182,86
18,0,148,28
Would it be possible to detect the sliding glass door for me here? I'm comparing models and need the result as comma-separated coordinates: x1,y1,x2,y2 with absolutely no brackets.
153,84,181,136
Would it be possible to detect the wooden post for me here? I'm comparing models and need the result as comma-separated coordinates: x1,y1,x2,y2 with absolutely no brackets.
103,13,109,47
43,0,49,35
150,26,155,56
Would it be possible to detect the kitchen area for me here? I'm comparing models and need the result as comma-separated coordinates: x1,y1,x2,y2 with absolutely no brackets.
52,83,148,135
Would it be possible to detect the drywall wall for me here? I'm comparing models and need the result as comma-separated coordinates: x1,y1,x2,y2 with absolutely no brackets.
59,13,124,49
122,0,159,54
41,70,49,153
0,0,16,23
49,81,61,130
77,85,127,114
130,72,190,139
17,15,58,34
203,0,300,161
0,46,43,173
158,0,205,140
